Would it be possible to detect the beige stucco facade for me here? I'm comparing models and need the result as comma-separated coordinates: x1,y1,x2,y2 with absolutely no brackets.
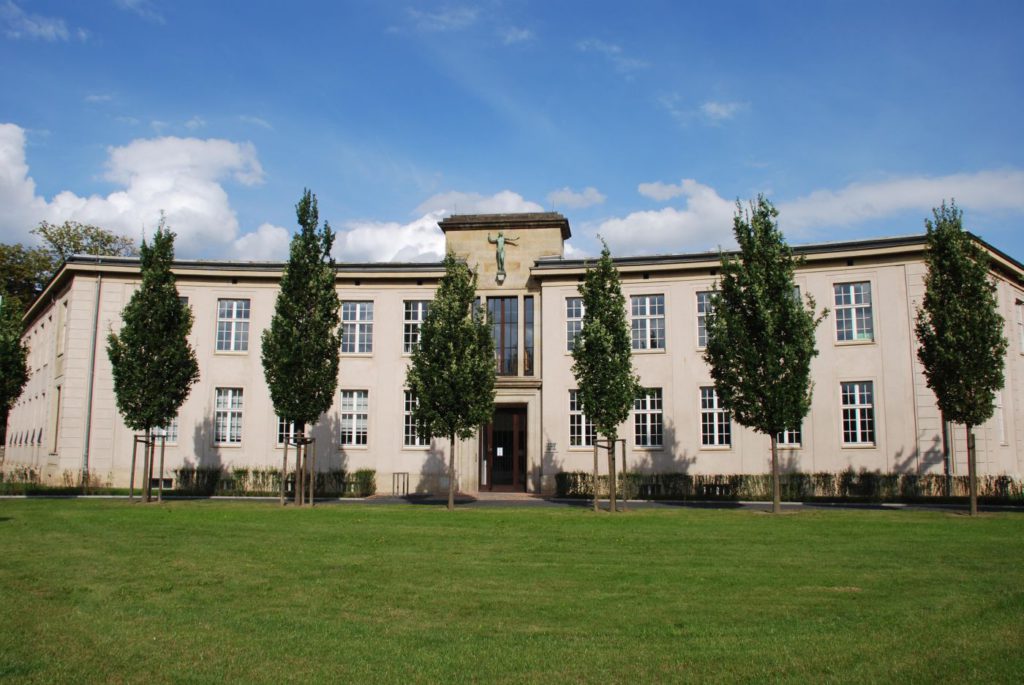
4,213,1023,493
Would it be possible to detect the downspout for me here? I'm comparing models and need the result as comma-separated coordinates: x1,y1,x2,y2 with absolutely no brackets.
81,273,102,481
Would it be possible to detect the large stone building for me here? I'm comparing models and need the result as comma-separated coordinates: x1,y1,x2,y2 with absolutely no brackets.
4,213,1023,493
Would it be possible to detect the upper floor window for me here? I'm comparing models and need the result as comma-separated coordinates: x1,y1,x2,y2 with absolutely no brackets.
631,294,665,350
489,297,518,375
341,301,374,354
340,390,369,446
214,387,243,444
524,296,534,376
696,291,712,347
566,297,585,351
217,299,250,352
634,388,663,448
834,282,873,342
700,386,731,447
1016,301,1024,353
404,301,429,354
569,390,596,447
841,381,875,445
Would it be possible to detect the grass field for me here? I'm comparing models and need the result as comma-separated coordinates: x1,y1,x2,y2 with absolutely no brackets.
1,500,1022,683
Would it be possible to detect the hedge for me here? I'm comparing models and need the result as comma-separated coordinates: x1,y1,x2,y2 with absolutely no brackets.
174,466,376,497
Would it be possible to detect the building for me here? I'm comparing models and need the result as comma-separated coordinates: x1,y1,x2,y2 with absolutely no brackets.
4,213,1023,493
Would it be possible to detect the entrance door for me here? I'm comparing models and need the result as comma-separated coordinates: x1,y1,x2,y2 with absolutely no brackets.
481,407,527,491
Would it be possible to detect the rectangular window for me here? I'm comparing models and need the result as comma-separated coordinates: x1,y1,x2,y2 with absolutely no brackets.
631,294,665,350
524,296,534,376
841,381,875,444
155,416,179,445
277,417,297,446
216,299,251,352
488,297,518,375
1016,301,1024,353
403,300,429,354
214,388,243,444
996,390,1006,445
834,282,873,342
404,391,429,447
696,291,712,347
634,388,663,448
777,426,802,447
340,390,369,446
342,301,374,353
566,297,585,351
569,390,596,447
701,386,731,447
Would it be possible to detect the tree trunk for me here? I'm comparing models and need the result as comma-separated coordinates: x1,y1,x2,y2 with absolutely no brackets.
129,437,138,502
142,429,152,503
593,442,599,513
157,436,165,502
771,433,781,514
309,439,316,508
147,437,156,502
280,439,288,506
447,432,456,511
607,438,617,514
967,424,978,516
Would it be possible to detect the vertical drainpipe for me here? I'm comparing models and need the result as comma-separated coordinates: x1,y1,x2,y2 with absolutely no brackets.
81,273,102,480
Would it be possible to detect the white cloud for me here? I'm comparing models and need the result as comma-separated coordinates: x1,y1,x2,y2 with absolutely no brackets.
547,186,605,209
415,190,543,215
501,27,533,45
335,212,446,263
779,170,1024,231
406,6,478,32
660,95,747,126
238,115,273,130
576,38,648,75
0,123,265,256
231,223,291,261
1,1,70,41
115,0,165,25
594,179,736,256
184,116,206,131
700,100,745,122
638,179,690,202
85,94,113,104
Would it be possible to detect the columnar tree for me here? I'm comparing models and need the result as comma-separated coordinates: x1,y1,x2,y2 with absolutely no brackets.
0,295,30,446
703,196,826,514
571,241,640,513
261,189,341,505
915,201,1007,516
406,252,495,511
107,220,199,501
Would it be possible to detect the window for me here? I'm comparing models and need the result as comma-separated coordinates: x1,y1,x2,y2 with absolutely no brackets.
1016,301,1024,353
777,426,802,448
566,297,585,351
342,301,374,353
634,388,663,448
489,297,518,375
340,390,369,446
214,388,243,444
154,416,179,445
631,294,665,350
996,390,1006,445
701,387,731,447
216,299,250,351
834,282,873,341
403,301,429,354
696,291,712,347
404,391,429,447
276,417,297,446
524,296,534,376
569,390,596,447
841,381,875,444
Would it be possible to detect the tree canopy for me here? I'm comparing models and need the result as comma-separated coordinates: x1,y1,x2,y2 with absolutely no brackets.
703,196,826,513
261,190,341,430
0,295,30,443
406,252,495,510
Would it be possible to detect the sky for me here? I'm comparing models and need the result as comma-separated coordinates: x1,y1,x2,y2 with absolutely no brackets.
1,0,1022,263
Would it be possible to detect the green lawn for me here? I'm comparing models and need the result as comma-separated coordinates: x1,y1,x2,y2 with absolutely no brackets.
0,501,1021,683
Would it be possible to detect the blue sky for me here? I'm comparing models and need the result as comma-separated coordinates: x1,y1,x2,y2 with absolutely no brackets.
1,0,1022,262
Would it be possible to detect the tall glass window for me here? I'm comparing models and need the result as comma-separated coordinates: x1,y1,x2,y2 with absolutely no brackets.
700,387,731,447
566,297,584,351
214,388,243,444
634,388,663,448
216,299,250,352
569,390,596,447
340,390,369,446
488,297,518,375
403,300,429,353
841,381,875,444
696,291,712,347
524,296,534,376
834,282,874,341
341,301,374,353
404,391,429,447
631,294,665,350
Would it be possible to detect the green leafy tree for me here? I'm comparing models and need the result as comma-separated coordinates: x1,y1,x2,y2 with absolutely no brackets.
571,240,640,513
703,196,827,514
107,219,199,501
261,190,341,503
0,243,54,306
32,220,137,263
0,295,30,446
406,252,495,511
915,201,1007,516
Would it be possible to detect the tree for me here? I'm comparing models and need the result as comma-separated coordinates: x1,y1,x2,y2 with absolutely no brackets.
915,201,1007,516
107,219,199,502
571,240,640,513
32,220,137,263
406,252,495,511
703,196,826,514
261,190,341,506
0,295,30,446
0,243,54,306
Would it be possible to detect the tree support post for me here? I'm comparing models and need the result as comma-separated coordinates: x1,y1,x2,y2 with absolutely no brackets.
129,436,140,502
592,443,599,513
157,435,166,502
967,427,978,516
280,438,288,506
141,430,152,503
771,434,781,514
309,439,316,507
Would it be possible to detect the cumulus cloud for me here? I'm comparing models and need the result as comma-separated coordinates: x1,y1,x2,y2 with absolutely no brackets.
415,189,543,215
0,123,265,255
638,179,691,202
547,186,605,209
230,223,291,261
1,1,72,41
335,212,446,263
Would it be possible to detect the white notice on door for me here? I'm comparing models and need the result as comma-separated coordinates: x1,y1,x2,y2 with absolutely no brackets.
496,447,504,456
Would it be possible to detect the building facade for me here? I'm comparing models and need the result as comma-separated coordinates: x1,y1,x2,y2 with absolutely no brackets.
4,213,1024,493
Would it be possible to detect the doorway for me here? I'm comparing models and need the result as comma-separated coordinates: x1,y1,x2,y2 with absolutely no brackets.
480,406,527,491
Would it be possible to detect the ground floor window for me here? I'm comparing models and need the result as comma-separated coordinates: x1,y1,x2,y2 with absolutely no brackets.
215,388,243,444
841,381,874,444
777,425,801,448
404,391,429,447
341,390,369,446
701,386,730,447
276,417,297,446
569,390,596,447
634,388,663,448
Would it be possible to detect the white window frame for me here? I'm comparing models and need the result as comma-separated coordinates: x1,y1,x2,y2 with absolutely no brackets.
214,388,243,445
216,299,250,352
569,390,595,447
696,291,712,348
834,282,874,342
841,381,875,445
566,297,585,352
154,416,179,445
634,388,663,448
777,426,802,448
631,294,665,351
342,301,374,354
403,301,429,354
404,391,429,447
1016,301,1024,354
340,390,369,447
700,386,731,447
276,417,298,447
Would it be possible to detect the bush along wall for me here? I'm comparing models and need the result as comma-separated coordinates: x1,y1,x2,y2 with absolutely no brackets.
555,470,1024,504
173,467,376,498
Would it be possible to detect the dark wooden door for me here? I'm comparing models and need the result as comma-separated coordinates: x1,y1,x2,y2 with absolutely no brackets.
483,407,527,491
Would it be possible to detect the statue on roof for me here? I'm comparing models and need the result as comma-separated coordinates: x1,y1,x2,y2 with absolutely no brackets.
487,231,519,274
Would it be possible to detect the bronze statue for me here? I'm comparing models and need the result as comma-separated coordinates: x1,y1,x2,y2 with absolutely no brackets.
487,231,519,273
